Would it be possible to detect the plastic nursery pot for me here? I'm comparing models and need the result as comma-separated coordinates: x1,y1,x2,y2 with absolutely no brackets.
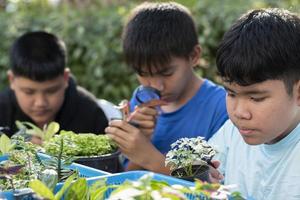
74,150,123,173
171,164,210,182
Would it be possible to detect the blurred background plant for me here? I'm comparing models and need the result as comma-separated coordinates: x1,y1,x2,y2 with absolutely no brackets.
0,0,298,103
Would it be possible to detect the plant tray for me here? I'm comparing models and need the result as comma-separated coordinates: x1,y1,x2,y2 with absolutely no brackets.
89,170,201,200
0,153,110,200
86,171,247,200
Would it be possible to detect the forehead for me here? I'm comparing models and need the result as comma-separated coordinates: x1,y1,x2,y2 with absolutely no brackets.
138,56,186,74
13,75,65,90
223,80,286,94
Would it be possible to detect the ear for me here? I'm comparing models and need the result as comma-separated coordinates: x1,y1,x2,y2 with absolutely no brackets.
189,45,202,68
63,68,70,89
294,80,300,106
7,70,16,90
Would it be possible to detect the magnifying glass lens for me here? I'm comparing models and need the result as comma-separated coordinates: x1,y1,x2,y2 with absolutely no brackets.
135,86,161,104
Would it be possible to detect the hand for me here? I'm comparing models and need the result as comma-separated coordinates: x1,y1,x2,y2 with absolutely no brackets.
128,99,167,138
208,160,224,183
30,135,43,145
127,106,157,138
105,119,156,165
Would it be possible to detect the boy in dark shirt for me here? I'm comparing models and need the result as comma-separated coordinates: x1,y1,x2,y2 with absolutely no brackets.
0,31,108,137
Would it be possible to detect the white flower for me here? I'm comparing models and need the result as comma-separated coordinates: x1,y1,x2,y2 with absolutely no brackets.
165,136,216,172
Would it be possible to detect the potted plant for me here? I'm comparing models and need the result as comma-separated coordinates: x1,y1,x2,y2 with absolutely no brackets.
44,130,121,173
165,137,217,182
0,134,77,194
15,121,121,173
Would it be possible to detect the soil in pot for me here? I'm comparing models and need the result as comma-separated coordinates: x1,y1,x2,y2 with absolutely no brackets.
171,164,210,182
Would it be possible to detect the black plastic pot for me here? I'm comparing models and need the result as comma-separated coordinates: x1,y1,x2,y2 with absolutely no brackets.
171,164,210,182
74,150,123,173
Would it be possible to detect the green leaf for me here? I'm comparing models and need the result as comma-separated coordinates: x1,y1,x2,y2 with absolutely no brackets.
0,134,15,154
65,178,88,200
29,179,55,200
15,120,26,130
22,121,44,139
89,179,108,200
54,173,77,200
44,122,60,141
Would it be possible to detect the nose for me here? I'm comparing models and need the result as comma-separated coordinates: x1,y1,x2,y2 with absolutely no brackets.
232,99,251,120
34,94,48,108
148,77,164,91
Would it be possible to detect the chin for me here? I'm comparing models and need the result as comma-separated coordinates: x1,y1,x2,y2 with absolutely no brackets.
242,137,263,145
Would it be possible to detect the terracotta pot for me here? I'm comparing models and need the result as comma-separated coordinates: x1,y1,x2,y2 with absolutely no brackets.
171,164,210,182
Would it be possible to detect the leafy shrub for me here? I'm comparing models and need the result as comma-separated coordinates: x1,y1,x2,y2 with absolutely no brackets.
0,0,298,103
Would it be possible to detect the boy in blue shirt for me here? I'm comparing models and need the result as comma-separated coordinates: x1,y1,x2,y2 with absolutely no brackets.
105,2,228,174
209,8,300,199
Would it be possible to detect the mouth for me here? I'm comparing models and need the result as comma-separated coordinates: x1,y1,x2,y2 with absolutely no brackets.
238,127,255,136
32,110,50,116
160,94,173,102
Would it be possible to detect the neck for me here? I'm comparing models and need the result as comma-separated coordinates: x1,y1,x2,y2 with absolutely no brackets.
162,76,203,113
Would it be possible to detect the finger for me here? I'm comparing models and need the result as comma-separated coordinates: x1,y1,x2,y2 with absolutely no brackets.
105,126,129,141
106,134,127,150
210,160,220,168
140,128,154,138
209,166,224,183
130,119,155,129
128,108,157,121
136,106,158,116
109,119,138,132
138,99,167,108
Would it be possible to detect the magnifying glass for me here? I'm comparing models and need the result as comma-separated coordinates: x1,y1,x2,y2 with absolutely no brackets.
135,86,161,105
134,85,165,114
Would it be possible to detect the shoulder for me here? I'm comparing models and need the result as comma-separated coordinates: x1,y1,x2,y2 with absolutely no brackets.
201,79,226,97
63,79,106,118
209,120,239,145
0,88,15,112
195,79,227,112
0,87,13,103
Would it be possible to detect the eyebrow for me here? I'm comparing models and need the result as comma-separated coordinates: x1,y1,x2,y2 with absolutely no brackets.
224,86,269,95
139,66,174,75
20,84,62,92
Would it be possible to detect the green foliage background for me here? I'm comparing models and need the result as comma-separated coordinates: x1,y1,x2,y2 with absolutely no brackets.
0,0,298,103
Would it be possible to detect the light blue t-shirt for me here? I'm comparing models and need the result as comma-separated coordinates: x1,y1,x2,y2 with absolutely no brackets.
209,120,300,200
130,79,228,154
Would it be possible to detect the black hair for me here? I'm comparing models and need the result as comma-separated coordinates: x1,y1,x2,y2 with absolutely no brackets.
10,31,67,81
216,8,300,95
122,2,198,75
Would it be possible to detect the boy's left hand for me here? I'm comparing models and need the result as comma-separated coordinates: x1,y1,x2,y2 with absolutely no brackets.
128,106,158,138
208,160,224,183
128,99,167,138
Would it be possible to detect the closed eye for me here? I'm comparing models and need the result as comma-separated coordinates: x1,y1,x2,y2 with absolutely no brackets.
250,96,266,102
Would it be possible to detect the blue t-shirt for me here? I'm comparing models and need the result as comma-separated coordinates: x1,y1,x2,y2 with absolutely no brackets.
209,120,300,200
130,79,228,154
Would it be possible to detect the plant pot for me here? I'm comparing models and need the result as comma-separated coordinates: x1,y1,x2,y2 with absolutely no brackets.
171,164,210,182
74,150,123,173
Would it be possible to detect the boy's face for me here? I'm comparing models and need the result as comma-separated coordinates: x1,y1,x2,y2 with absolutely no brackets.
225,80,300,145
8,70,69,128
136,46,200,105
137,57,195,104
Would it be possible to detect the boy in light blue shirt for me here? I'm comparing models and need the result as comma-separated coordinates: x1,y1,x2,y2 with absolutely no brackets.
209,8,300,200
